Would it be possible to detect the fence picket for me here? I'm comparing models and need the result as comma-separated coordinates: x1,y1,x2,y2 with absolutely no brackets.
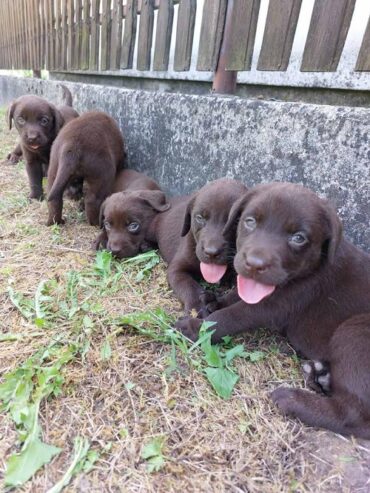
153,0,174,71
197,0,227,71
110,0,123,69
80,0,91,69
90,0,100,70
120,0,137,69
174,0,196,71
137,0,154,70
101,0,111,70
356,17,370,71
301,0,356,71
258,0,301,71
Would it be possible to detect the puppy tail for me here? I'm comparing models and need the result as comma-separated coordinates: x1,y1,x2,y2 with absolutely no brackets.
48,150,78,202
60,84,73,107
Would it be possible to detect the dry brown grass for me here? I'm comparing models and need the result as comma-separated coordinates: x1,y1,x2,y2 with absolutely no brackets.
1,109,370,493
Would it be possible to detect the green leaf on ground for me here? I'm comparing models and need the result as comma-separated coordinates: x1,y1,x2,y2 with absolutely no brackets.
100,339,112,361
5,439,61,487
204,367,239,399
141,437,166,473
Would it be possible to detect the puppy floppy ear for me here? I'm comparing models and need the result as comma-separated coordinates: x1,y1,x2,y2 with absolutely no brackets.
222,190,253,238
7,100,16,130
99,199,107,228
137,190,171,212
52,106,65,134
322,201,342,263
181,196,196,237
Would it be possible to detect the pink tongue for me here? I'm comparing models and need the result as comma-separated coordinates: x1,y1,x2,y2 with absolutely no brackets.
200,263,227,283
237,275,276,304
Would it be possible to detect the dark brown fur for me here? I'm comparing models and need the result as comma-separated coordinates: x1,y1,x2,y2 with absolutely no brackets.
6,89,79,198
46,111,126,226
177,182,370,439
150,178,247,316
94,169,169,255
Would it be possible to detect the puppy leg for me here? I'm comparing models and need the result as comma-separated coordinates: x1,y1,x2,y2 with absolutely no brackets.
46,197,64,226
175,298,267,342
46,159,64,225
273,315,370,439
26,161,44,199
84,193,105,226
84,177,114,226
93,230,108,250
168,263,208,317
271,387,370,439
7,143,22,164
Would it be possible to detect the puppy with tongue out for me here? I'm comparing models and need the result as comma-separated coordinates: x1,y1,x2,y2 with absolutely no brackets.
166,178,247,318
177,182,370,440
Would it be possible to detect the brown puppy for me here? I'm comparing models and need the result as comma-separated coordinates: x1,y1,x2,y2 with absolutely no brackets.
152,178,247,316
7,87,79,198
177,182,370,439
46,111,126,226
95,169,170,255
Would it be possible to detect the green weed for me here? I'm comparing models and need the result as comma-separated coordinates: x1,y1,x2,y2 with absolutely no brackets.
0,342,80,487
116,309,267,400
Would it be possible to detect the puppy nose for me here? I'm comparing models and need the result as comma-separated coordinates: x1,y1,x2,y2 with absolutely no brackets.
245,254,270,273
107,244,121,256
28,135,38,143
204,245,223,259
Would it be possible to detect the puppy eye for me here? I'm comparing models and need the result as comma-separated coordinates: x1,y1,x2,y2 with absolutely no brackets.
244,217,257,231
127,222,140,233
17,117,25,126
104,220,111,231
195,214,206,226
289,232,308,246
40,117,49,126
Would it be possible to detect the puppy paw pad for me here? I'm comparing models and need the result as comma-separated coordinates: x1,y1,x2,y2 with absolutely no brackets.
302,363,313,375
313,361,324,372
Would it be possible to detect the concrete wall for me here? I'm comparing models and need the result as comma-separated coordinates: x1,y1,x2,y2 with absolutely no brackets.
1,76,369,250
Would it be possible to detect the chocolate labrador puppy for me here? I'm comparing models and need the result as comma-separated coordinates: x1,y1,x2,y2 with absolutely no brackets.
46,111,126,226
94,169,170,255
167,178,247,316
6,87,79,199
154,178,247,316
177,182,370,439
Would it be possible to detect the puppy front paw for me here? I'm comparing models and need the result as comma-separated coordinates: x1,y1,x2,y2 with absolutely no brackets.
7,152,21,164
29,192,44,200
198,291,220,317
46,217,65,227
175,317,203,341
93,232,107,251
270,387,299,416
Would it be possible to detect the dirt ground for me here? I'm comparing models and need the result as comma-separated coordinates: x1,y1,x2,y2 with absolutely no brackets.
0,108,370,493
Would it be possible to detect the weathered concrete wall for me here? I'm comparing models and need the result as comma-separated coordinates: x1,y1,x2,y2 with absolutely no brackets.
1,76,369,250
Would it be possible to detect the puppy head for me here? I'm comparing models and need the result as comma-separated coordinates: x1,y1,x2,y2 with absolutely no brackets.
7,95,64,152
181,178,247,283
99,190,170,259
224,182,342,304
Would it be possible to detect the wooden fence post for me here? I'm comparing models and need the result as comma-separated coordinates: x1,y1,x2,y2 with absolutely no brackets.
212,0,237,94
